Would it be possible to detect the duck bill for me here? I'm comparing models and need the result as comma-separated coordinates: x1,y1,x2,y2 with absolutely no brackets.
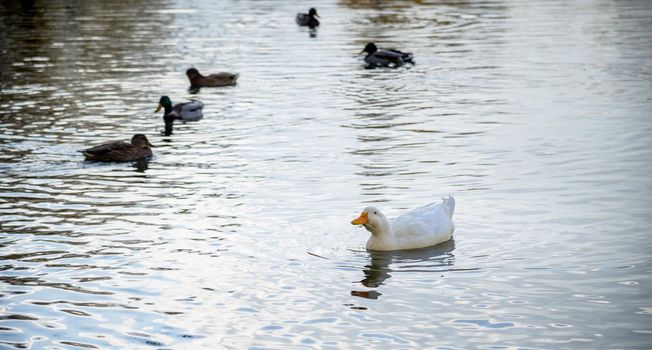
148,141,156,148
155,103,163,113
351,212,368,225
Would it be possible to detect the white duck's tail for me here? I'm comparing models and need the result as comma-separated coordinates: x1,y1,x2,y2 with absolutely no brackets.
442,195,455,218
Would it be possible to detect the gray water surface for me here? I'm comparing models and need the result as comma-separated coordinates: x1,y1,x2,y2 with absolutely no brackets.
1,0,651,349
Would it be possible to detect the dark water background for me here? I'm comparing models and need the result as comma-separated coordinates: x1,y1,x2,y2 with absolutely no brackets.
1,0,651,348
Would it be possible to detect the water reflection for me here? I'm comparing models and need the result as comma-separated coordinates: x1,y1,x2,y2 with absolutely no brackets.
339,0,428,10
353,239,456,298
132,158,149,172
295,24,318,38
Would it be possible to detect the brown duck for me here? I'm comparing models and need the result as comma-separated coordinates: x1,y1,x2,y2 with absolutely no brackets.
296,8,320,28
360,42,414,68
81,134,154,162
186,68,238,88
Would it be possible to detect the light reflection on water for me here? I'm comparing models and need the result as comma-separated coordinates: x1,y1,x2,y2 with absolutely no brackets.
1,0,651,349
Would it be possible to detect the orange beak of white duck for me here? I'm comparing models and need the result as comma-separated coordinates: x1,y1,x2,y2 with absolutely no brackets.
351,212,368,225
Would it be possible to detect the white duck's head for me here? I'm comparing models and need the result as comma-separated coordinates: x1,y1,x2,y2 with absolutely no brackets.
351,206,391,236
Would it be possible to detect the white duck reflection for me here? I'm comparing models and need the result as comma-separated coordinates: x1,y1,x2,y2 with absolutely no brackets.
352,239,456,299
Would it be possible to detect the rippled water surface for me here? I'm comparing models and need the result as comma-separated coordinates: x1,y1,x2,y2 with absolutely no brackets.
1,0,651,348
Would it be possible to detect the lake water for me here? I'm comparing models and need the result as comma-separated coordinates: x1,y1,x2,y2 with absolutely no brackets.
1,0,651,349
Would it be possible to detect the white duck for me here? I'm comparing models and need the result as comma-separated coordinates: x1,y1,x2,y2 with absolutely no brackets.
351,196,455,251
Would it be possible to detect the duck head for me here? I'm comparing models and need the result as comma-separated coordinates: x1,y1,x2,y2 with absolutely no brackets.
156,95,173,114
186,68,201,80
351,206,390,236
361,42,378,55
308,8,319,18
131,134,154,148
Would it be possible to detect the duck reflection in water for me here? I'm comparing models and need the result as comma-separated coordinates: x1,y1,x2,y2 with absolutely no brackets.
132,158,149,172
352,239,455,299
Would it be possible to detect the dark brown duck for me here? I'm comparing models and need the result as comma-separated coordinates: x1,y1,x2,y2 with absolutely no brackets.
81,134,154,162
360,42,414,68
186,68,238,88
296,8,320,28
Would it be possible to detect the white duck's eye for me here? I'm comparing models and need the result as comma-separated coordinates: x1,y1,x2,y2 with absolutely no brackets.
373,211,377,215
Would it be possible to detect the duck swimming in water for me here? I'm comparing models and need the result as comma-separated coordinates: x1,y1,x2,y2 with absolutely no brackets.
296,8,320,28
186,68,238,88
351,196,455,251
155,95,204,136
81,134,154,162
360,42,414,68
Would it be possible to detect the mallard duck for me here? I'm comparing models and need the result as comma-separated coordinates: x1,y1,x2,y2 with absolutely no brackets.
155,95,204,136
296,8,320,28
81,134,153,162
360,42,414,68
351,196,455,251
186,68,238,88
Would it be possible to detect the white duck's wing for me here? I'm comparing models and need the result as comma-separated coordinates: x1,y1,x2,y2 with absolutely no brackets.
390,197,455,248
173,101,204,121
